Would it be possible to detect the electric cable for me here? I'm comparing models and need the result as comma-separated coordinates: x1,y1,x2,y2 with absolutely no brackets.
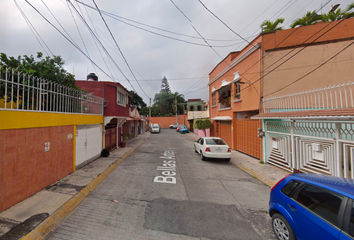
91,0,150,99
14,0,53,56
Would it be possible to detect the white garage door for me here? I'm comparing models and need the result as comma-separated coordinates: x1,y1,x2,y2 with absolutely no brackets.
76,124,102,167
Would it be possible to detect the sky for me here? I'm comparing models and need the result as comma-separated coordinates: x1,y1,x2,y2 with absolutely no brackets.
1,0,352,105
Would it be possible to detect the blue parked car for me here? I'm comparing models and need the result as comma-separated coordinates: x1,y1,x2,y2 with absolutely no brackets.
179,125,189,134
269,173,354,240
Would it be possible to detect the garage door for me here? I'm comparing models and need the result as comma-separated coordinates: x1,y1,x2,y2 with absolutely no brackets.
235,119,261,159
76,124,102,167
220,121,232,147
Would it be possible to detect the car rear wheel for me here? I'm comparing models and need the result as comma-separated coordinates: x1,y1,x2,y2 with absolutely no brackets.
272,213,295,240
200,151,206,161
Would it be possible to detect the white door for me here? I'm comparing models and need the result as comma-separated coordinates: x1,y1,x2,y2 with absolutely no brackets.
75,124,102,167
86,125,102,160
76,128,87,166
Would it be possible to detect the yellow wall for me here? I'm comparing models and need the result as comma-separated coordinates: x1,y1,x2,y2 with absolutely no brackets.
0,110,103,130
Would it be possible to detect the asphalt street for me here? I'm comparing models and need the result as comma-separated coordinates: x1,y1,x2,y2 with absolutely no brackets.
45,129,275,240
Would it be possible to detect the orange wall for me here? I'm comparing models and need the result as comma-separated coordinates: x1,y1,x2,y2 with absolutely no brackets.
263,29,354,98
151,115,188,128
262,18,354,51
0,126,73,212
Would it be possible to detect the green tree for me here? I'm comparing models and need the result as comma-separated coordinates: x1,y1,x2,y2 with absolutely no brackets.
290,11,322,28
194,118,212,137
321,3,354,22
160,76,171,94
0,52,79,110
260,18,284,33
152,77,186,116
0,52,76,88
129,90,147,111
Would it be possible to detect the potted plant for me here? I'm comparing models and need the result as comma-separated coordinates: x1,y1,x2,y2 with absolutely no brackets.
121,132,130,147
234,93,241,99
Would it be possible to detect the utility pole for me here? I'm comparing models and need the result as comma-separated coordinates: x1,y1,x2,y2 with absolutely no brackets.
177,102,187,126
175,96,178,124
149,98,151,129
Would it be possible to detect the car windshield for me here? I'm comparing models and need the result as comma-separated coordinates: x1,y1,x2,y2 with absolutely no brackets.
205,139,226,145
153,126,159,129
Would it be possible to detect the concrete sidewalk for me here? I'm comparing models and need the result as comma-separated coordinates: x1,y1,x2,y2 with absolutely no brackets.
0,131,289,240
187,132,289,188
0,132,149,240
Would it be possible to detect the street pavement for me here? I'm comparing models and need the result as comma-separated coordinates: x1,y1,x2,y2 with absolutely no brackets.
0,129,288,240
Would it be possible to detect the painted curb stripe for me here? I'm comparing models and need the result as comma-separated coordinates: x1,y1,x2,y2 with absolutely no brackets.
22,140,144,240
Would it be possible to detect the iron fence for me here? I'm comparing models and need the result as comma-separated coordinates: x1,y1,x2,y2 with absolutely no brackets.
0,66,104,115
263,82,354,113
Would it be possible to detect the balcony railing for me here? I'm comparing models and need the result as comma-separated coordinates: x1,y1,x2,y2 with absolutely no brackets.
263,82,354,113
0,66,104,115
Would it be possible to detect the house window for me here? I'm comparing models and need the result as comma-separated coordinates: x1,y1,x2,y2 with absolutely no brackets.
117,90,126,106
212,93,216,106
197,105,202,111
234,81,241,99
190,106,194,111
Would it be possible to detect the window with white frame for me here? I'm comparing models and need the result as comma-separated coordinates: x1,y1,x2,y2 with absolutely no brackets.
117,89,126,106
233,71,241,99
212,93,216,106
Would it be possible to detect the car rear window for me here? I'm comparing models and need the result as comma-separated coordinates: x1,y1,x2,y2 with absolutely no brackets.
281,180,301,197
294,184,343,226
205,139,226,145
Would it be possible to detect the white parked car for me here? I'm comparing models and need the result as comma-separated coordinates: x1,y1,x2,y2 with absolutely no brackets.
194,137,231,162
169,123,179,129
151,124,160,133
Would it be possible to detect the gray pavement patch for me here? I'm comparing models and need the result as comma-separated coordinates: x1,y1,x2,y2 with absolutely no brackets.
144,198,263,240
0,213,49,240
45,182,85,193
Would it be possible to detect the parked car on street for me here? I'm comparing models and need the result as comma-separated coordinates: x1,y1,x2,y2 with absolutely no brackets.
169,123,179,129
194,137,231,162
269,173,354,240
179,125,189,134
151,124,160,133
176,125,186,132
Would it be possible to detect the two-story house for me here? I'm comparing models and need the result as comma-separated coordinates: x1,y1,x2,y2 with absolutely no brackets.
76,73,130,150
208,35,262,159
252,18,354,178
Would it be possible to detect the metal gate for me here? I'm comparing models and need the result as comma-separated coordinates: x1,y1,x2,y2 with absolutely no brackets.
265,120,354,179
76,124,102,168
105,127,117,151
235,119,261,159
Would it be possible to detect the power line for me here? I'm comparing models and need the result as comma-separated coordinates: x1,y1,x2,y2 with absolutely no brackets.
73,0,249,42
238,18,348,95
264,39,354,97
197,0,251,45
169,0,223,59
14,0,53,56
91,0,150,99
73,0,244,48
23,0,119,82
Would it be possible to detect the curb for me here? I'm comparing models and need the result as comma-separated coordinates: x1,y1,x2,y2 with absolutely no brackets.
237,163,276,188
22,140,144,240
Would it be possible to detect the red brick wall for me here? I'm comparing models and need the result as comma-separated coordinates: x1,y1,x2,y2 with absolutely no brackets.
0,126,73,212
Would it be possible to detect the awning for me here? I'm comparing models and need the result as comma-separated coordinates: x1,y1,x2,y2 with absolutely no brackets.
211,116,232,121
126,117,134,121
251,108,354,120
215,80,231,91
